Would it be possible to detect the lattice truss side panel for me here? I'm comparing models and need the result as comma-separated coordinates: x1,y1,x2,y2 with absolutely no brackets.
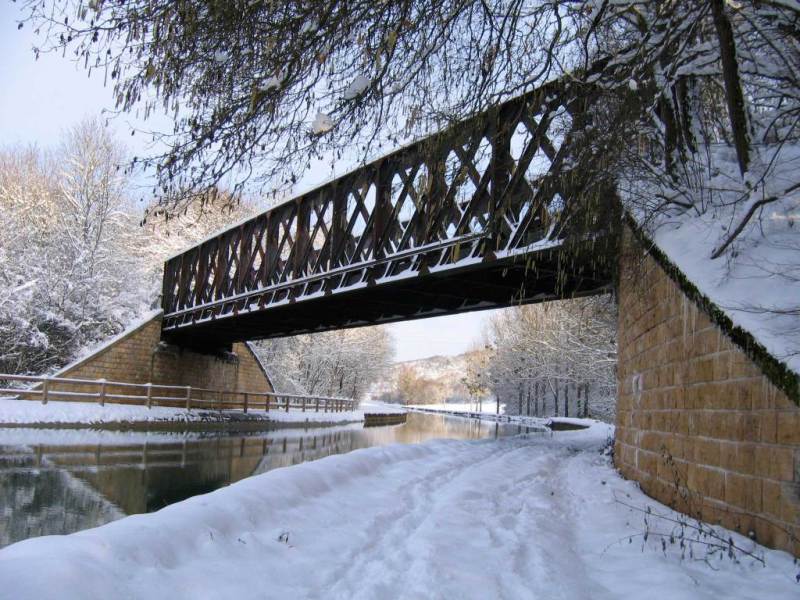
162,78,601,330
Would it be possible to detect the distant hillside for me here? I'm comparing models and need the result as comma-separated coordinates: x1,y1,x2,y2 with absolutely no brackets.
371,353,481,405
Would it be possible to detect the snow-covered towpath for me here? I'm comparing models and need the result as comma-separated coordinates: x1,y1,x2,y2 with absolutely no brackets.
0,422,795,599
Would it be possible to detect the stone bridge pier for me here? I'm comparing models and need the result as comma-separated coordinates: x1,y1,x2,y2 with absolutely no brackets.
50,312,273,396
615,226,800,555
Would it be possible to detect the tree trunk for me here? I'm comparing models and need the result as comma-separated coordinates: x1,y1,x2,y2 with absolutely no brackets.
710,0,750,176
657,93,680,178
583,383,590,418
553,381,559,417
676,76,697,154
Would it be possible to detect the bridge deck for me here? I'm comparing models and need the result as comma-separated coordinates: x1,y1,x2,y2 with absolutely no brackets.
166,239,612,348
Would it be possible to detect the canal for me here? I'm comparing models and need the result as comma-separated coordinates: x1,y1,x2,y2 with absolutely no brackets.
0,413,534,548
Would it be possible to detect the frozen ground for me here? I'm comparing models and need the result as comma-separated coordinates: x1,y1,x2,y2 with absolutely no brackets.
0,421,795,600
0,397,402,426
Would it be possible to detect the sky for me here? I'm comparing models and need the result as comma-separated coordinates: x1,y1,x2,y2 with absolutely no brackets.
0,4,496,362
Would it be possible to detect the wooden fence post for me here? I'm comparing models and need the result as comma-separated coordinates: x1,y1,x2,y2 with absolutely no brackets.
243,392,249,414
98,379,106,406
315,397,320,412
302,397,306,412
186,386,192,410
285,396,290,412
41,378,49,405
146,383,153,409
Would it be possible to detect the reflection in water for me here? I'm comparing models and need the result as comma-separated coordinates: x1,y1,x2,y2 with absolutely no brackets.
0,413,531,547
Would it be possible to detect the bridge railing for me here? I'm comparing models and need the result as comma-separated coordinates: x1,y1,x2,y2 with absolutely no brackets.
0,374,357,414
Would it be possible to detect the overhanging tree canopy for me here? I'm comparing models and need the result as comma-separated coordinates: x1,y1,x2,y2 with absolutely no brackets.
15,0,800,233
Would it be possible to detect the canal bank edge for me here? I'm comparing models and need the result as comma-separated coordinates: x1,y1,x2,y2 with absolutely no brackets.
0,411,406,432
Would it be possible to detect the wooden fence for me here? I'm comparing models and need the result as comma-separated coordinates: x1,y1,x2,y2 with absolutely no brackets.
0,374,356,413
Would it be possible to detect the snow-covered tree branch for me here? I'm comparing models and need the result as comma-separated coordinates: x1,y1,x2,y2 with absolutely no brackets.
0,119,146,374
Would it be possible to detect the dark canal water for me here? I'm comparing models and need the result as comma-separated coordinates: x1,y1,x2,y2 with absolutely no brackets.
0,413,532,548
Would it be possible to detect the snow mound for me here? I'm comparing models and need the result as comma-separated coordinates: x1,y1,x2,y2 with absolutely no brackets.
344,75,370,100
311,112,334,134
258,76,281,92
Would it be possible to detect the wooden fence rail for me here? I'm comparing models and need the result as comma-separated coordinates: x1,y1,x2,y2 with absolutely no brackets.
0,374,356,413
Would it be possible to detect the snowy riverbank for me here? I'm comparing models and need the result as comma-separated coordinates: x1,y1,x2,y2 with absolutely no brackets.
0,420,795,599
407,401,507,415
0,422,367,447
0,398,403,428
407,401,611,426
406,402,565,429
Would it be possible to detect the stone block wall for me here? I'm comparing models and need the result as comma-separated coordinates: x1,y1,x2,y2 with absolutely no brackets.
615,227,800,555
53,312,273,395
